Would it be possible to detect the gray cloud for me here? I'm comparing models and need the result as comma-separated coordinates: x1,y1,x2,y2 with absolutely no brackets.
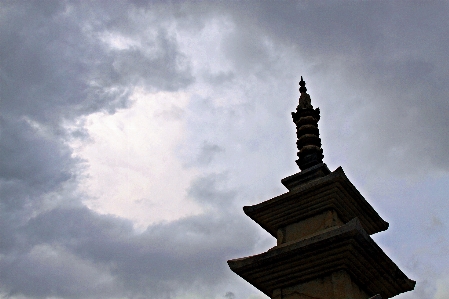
194,142,224,166
197,1,449,176
0,1,194,194
1,1,449,299
0,1,201,297
0,201,261,299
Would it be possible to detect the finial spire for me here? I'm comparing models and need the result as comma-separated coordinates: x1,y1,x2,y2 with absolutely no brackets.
292,77,324,170
299,76,307,94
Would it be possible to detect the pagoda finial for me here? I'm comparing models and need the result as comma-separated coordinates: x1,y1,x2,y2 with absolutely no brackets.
292,77,324,170
297,76,312,109
299,76,307,94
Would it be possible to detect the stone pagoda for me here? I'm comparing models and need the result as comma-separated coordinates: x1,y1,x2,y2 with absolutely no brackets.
227,77,415,299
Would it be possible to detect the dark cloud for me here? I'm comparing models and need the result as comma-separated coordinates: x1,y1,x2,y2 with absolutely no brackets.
104,29,194,91
194,142,224,166
1,1,449,299
0,202,261,299
0,1,193,123
188,172,235,209
0,117,73,204
0,1,194,193
203,70,235,85
0,1,262,289
0,1,200,297
203,1,449,175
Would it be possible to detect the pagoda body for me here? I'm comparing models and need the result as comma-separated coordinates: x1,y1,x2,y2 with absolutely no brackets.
227,78,415,299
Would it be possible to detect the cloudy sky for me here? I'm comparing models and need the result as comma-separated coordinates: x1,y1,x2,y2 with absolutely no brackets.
1,1,449,298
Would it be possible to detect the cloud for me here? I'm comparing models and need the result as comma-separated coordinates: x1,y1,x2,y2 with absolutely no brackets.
0,1,204,297
0,200,263,299
434,274,449,299
208,1,449,177
0,117,73,204
1,1,449,299
74,90,202,228
196,143,224,166
0,1,194,197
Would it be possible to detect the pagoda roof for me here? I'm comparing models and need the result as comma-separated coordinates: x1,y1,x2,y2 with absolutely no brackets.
243,166,389,237
227,218,415,298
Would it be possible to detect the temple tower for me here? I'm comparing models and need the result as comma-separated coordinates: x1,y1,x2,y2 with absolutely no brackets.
227,78,415,299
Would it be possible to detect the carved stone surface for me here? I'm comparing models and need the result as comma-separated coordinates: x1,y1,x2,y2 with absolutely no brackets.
244,166,389,238
278,209,344,245
272,270,370,299
227,218,415,298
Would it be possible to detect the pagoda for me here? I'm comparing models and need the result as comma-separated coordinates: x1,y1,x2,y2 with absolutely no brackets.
227,77,415,299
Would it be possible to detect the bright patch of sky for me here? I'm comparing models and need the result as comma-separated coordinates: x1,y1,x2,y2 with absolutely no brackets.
72,90,201,229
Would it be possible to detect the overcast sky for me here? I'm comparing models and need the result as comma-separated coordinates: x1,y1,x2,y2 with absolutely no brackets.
1,1,449,299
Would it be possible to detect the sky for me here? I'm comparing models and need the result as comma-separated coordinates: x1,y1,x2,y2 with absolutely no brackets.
0,1,449,299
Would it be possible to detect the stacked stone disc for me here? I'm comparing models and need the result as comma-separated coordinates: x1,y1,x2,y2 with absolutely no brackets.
291,77,324,170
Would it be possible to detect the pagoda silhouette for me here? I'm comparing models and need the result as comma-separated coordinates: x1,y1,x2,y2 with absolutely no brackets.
227,77,415,299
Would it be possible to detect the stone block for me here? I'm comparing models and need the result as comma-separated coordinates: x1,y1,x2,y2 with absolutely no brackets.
277,210,344,245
